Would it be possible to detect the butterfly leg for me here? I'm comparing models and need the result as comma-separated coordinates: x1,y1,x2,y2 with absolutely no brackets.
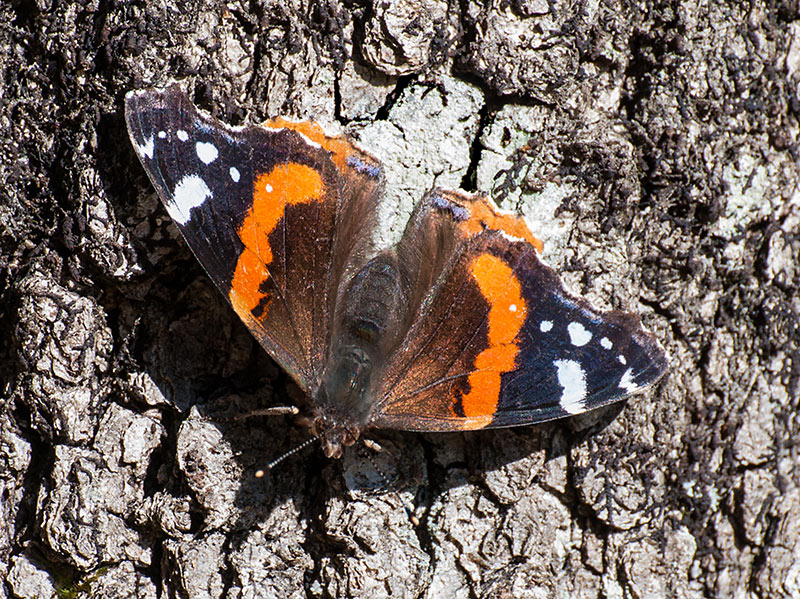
362,438,384,452
229,406,299,419
360,443,420,526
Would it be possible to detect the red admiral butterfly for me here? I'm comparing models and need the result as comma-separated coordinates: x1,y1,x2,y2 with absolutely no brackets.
125,84,667,460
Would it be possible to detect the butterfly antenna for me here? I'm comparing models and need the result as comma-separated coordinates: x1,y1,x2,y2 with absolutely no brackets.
255,435,319,477
363,445,420,526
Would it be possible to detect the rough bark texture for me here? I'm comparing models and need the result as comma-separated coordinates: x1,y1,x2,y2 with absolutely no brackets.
1,0,798,598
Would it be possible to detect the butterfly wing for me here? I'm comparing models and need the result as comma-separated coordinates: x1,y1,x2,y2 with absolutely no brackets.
370,191,667,431
125,85,382,392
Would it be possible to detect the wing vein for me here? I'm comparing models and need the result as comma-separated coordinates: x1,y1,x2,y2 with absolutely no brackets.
377,260,488,405
380,243,531,411
249,208,309,380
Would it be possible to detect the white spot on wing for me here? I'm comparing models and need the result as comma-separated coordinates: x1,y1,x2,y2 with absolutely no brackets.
169,175,212,225
176,130,189,142
618,355,626,365
568,322,592,346
619,368,639,393
269,126,322,149
499,230,525,243
295,131,322,149
157,131,167,139
600,337,613,349
229,167,240,182
196,142,219,164
509,304,517,312
554,359,587,414
135,136,154,159
264,183,273,193
540,320,553,333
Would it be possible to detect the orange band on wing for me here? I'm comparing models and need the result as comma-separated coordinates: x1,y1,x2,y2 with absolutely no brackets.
229,162,324,318
266,118,353,171
458,253,527,426
230,247,271,315
459,201,544,253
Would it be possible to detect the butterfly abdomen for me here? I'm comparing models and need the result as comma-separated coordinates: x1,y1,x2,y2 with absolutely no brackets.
315,253,411,456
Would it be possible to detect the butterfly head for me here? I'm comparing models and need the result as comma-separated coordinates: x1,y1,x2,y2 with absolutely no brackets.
308,344,377,458
309,414,361,459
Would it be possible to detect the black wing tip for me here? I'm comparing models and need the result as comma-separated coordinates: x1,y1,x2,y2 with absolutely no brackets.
124,83,190,128
577,302,670,387
630,317,669,384
125,82,186,104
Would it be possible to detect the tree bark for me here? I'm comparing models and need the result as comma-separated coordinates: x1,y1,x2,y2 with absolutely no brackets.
1,0,798,597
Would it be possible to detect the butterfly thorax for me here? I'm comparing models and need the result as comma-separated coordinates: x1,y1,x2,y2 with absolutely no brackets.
313,254,407,458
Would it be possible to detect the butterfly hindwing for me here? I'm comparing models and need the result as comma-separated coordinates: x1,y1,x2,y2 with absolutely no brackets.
125,85,383,391
371,191,667,431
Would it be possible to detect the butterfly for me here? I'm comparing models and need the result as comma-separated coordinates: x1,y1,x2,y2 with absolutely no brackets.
125,84,667,460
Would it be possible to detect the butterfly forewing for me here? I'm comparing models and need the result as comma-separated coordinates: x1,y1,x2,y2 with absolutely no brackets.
125,86,383,391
